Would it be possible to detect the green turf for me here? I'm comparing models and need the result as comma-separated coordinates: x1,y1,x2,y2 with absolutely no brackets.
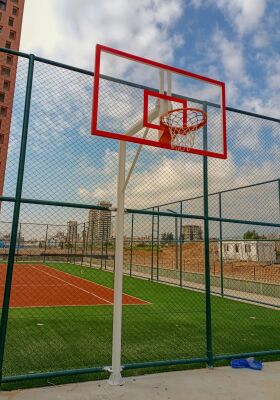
2,262,280,387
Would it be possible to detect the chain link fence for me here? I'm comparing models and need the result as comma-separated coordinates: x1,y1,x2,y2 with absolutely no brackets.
0,47,279,386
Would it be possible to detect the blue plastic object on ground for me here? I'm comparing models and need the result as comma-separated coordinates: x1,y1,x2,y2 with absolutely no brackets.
230,358,263,370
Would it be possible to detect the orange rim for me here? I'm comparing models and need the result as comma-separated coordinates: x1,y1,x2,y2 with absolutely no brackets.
160,107,207,135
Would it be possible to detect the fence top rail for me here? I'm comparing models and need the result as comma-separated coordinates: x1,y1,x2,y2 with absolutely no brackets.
1,47,279,124
145,177,280,210
126,208,280,228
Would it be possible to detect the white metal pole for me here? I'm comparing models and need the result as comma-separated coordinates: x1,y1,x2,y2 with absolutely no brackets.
123,128,149,192
159,69,165,116
167,71,172,94
108,140,126,386
167,71,172,110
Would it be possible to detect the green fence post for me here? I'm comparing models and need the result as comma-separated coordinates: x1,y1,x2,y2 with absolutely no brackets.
104,221,109,270
156,207,160,281
0,54,35,381
151,208,154,280
73,230,77,265
80,223,86,267
100,219,105,270
89,220,94,268
203,104,213,368
129,213,134,276
219,193,224,297
15,223,22,262
175,215,178,271
85,222,89,266
179,202,183,287
43,224,48,263
278,180,280,217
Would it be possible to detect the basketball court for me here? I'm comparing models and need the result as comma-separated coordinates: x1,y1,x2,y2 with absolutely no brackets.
0,263,148,307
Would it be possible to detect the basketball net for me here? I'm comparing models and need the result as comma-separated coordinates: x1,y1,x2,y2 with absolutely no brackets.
159,107,207,151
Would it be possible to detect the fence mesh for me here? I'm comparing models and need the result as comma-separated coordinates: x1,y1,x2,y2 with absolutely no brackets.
0,48,279,386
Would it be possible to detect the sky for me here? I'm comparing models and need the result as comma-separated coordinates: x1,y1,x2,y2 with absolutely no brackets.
1,0,280,240
20,0,280,116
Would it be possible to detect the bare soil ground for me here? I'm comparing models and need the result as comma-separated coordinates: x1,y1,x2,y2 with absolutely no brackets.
124,242,280,284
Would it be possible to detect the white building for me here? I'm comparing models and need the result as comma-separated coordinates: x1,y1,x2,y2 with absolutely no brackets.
220,241,276,264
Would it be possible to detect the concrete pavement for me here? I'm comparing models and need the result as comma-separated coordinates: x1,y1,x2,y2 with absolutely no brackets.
0,361,279,400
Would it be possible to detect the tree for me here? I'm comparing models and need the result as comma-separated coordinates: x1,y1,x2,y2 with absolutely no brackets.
161,232,174,244
243,230,266,240
161,233,167,244
166,232,174,241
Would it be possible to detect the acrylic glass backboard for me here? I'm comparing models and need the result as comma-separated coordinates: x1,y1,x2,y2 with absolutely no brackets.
91,44,227,159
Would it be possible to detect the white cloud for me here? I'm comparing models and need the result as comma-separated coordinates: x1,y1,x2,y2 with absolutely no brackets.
21,0,184,69
20,1,64,56
240,96,280,120
252,30,268,48
265,56,280,91
215,0,267,36
212,30,249,85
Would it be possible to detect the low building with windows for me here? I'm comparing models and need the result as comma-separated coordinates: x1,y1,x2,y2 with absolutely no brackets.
182,224,202,241
220,240,276,264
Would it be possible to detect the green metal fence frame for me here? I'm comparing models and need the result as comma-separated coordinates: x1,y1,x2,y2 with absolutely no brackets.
0,47,279,384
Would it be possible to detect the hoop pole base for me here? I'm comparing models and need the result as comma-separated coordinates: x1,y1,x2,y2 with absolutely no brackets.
108,371,125,386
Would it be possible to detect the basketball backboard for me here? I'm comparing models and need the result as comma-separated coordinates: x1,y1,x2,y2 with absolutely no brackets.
91,44,227,159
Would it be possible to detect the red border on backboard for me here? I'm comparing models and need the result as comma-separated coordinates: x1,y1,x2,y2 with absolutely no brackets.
91,44,227,159
143,90,187,130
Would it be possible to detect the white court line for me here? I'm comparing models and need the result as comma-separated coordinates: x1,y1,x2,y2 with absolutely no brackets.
45,263,150,304
11,302,151,309
31,266,113,305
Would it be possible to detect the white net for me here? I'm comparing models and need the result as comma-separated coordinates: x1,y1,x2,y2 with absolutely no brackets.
160,108,207,151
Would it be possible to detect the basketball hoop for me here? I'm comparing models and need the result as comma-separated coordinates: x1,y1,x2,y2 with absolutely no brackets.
159,107,207,151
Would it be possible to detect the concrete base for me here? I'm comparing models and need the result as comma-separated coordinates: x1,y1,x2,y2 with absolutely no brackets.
1,362,280,400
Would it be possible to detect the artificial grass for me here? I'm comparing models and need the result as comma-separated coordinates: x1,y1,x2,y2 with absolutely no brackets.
1,262,279,389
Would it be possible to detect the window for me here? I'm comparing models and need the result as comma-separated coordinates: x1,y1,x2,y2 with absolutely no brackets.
223,244,229,252
1,66,10,77
0,1,7,11
9,30,16,40
3,80,10,90
235,244,239,253
8,17,14,27
245,244,251,253
0,106,7,117
6,55,13,65
0,92,5,102
5,41,11,49
12,6,18,16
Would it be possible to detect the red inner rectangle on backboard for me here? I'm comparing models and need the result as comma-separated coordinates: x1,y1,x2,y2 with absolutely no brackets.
143,90,187,130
